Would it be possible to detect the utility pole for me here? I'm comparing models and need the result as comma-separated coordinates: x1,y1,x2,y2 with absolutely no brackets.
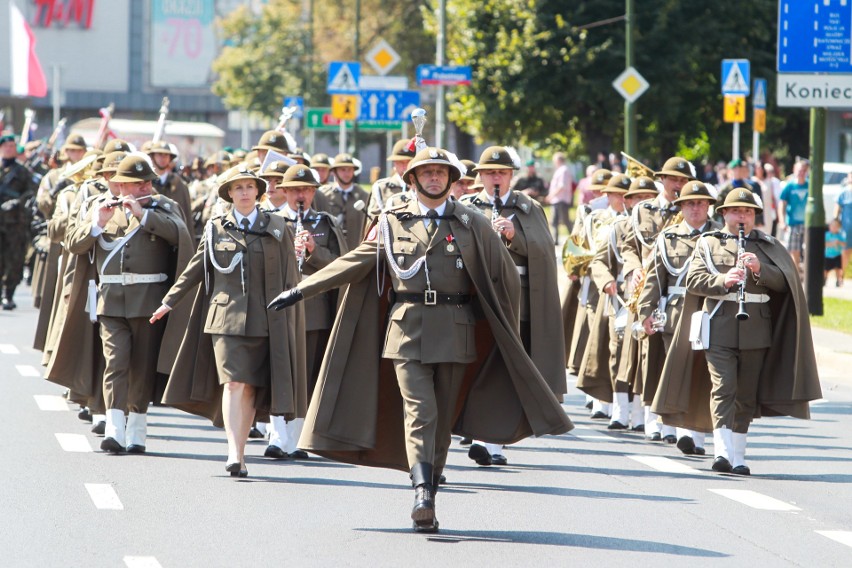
805,107,826,315
436,0,447,148
624,0,636,155
352,0,360,155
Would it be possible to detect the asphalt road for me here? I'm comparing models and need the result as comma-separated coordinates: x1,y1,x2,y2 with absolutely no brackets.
2,285,851,568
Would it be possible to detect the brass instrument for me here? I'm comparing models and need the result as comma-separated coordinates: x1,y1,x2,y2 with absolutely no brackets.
624,207,683,313
295,201,305,273
736,223,749,321
621,151,655,179
562,235,595,276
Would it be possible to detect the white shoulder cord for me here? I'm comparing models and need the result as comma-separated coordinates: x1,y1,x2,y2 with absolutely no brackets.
379,212,429,281
696,235,726,318
631,202,655,251
655,232,691,277
204,220,245,294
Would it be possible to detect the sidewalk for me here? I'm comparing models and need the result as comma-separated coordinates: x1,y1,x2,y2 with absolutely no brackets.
822,277,852,301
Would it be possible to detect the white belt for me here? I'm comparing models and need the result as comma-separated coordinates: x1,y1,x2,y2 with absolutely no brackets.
516,266,528,275
714,292,770,304
668,286,687,296
100,273,168,285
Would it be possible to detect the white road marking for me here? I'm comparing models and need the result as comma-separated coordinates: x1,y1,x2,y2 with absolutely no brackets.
708,489,801,511
628,455,699,474
816,531,852,549
0,343,20,354
810,398,829,405
570,427,621,441
34,395,71,411
84,483,124,510
16,364,41,377
124,557,163,568
55,433,93,453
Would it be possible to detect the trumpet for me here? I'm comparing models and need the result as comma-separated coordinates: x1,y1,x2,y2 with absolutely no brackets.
295,201,305,273
736,223,749,321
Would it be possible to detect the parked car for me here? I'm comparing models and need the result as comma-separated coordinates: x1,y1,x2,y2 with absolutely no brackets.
822,162,852,220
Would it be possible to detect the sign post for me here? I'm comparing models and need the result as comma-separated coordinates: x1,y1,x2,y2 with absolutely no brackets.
721,59,750,161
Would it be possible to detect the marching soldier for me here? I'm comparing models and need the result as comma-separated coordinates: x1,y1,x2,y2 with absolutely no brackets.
310,153,333,185
366,139,415,217
638,180,720,453
67,154,193,454
318,153,369,251
449,159,477,201
148,140,193,227
619,157,695,442
262,165,347,460
460,146,566,466
683,188,821,474
268,147,572,533
0,134,37,309
252,130,293,163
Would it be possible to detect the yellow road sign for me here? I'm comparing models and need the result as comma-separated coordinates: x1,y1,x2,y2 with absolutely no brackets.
332,95,359,120
753,108,766,133
724,95,746,123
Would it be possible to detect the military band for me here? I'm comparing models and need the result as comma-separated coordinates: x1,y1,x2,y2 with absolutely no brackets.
8,113,823,536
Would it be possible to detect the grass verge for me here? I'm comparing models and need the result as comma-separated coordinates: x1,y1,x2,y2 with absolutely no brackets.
809,296,852,335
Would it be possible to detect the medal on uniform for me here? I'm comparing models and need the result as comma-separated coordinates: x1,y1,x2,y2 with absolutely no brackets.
446,233,455,252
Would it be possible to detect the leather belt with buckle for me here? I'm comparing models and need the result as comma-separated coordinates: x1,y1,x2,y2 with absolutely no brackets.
392,292,471,306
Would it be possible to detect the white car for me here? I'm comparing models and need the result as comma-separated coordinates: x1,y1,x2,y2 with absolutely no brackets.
823,162,852,220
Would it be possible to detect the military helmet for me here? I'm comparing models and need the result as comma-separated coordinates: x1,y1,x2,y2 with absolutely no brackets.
601,173,632,194
403,147,463,185
388,139,416,161
146,140,176,158
472,145,521,171
61,133,88,151
716,187,763,213
252,130,292,154
279,165,321,188
655,156,697,180
311,153,332,169
287,148,312,166
259,160,289,179
674,180,716,204
103,139,134,154
589,169,613,190
217,165,268,202
330,153,357,169
111,154,158,183
460,159,477,182
624,176,660,198
99,151,128,175
204,150,233,169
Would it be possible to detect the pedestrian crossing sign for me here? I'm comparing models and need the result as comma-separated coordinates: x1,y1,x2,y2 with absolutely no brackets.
327,62,361,94
721,59,750,96
332,95,359,120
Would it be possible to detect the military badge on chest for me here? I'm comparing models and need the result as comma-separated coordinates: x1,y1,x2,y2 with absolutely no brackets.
445,233,455,253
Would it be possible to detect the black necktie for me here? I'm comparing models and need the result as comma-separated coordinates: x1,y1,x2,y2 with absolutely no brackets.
241,218,250,232
338,189,348,204
426,209,438,236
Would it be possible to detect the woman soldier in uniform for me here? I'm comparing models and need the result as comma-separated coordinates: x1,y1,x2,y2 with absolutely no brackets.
151,166,305,478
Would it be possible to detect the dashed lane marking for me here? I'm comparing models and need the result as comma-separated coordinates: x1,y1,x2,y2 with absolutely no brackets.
708,489,801,511
124,557,163,568
34,395,71,411
569,427,623,441
84,483,124,510
628,455,700,474
16,364,41,377
816,531,852,549
810,398,829,405
0,344,20,354
55,433,93,453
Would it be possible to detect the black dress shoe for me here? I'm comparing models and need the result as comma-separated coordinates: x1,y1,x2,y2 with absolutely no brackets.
459,437,472,445
126,444,146,454
468,443,492,466
248,427,265,439
645,432,662,442
607,421,628,430
490,454,508,466
438,474,447,486
412,518,439,533
226,462,248,478
584,400,593,410
676,436,696,455
712,456,733,473
411,485,437,532
663,435,678,444
731,465,751,476
631,424,645,433
91,421,106,435
694,447,706,456
78,408,93,423
289,449,309,459
1,298,16,311
100,437,125,454
590,411,609,420
263,445,288,459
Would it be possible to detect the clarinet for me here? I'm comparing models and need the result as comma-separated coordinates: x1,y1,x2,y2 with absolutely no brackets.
492,184,502,232
736,223,749,321
296,201,305,273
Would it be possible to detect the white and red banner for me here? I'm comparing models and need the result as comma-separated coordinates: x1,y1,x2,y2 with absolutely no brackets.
9,1,48,98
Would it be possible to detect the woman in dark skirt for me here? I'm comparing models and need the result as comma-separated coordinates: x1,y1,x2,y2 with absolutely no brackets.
151,165,305,478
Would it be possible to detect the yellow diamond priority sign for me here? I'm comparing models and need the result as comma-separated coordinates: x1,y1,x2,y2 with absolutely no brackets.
612,66,650,104
366,39,401,77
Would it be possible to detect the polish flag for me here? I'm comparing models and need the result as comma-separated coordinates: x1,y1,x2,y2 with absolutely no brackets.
9,2,48,98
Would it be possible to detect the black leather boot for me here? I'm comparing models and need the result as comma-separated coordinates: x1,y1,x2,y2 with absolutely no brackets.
410,463,438,533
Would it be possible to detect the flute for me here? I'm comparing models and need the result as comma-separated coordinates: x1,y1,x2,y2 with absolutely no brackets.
736,223,749,321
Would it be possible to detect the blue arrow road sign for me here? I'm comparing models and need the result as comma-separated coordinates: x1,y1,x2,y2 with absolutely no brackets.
778,1,852,73
359,90,421,122
283,96,304,118
327,61,360,94
721,59,750,96
416,65,472,86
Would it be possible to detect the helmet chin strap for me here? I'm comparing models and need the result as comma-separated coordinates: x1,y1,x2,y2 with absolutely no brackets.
412,177,451,200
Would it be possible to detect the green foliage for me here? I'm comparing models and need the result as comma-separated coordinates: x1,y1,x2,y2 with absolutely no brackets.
810,297,852,335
